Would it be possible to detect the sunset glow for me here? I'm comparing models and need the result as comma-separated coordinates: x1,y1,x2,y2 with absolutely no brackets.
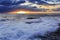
16,11,27,14
8,10,60,14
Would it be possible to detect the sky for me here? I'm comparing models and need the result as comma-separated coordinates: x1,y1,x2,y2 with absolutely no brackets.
0,0,60,13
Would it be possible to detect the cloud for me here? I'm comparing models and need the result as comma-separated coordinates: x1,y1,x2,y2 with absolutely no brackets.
0,0,26,13
0,0,60,13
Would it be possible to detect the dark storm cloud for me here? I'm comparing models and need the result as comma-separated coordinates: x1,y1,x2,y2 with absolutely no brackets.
0,0,25,5
0,0,26,13
0,0,46,6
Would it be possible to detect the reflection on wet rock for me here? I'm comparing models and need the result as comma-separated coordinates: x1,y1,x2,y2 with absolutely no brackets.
27,27,60,40
28,34,47,40
58,23,60,26
44,27,60,40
